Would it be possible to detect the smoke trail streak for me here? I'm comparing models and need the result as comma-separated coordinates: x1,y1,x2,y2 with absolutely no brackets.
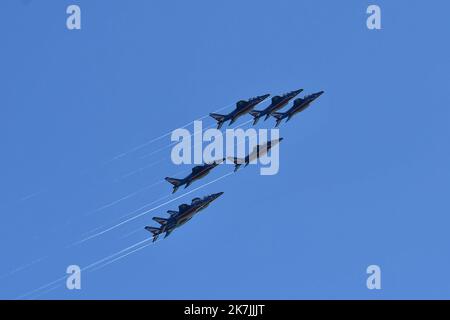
88,239,157,273
73,172,233,245
83,238,152,271
20,190,46,201
118,226,143,240
120,159,166,179
17,274,68,300
138,122,216,160
0,256,47,281
85,180,167,216
138,117,253,161
105,103,234,163
18,238,153,299
31,283,62,300
79,167,193,239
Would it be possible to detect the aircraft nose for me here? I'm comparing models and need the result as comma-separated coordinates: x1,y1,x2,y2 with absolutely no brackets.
294,89,303,95
260,94,270,101
279,137,284,142
212,192,224,199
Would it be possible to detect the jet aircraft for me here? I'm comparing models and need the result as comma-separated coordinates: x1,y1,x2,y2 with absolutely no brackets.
165,159,225,193
210,94,270,129
227,138,283,172
272,91,324,127
249,89,303,125
145,192,224,241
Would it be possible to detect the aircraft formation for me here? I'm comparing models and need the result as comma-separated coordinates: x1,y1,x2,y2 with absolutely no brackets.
145,89,324,242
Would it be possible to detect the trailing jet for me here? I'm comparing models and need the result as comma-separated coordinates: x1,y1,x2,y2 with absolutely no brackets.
227,138,283,172
272,91,324,127
249,89,303,125
165,159,225,193
210,94,270,129
145,192,224,242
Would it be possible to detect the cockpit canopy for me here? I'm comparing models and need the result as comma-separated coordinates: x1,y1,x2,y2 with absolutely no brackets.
191,197,202,204
178,204,189,212
294,97,304,105
236,100,247,108
192,166,202,173
272,95,282,102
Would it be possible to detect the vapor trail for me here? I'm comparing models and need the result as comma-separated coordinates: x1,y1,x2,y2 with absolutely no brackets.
78,166,193,239
88,239,156,273
74,172,233,245
138,117,253,161
120,159,166,179
105,103,234,163
17,274,67,300
139,122,216,160
85,179,167,216
18,238,153,299
83,238,152,270
0,256,47,281
118,226,143,240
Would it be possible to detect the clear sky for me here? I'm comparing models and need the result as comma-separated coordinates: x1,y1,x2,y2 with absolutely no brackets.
1,0,450,299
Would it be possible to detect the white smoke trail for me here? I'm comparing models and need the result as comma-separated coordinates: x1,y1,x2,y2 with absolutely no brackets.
18,238,154,299
85,179,166,216
119,159,166,180
104,103,234,163
0,256,47,281
138,122,216,160
88,239,156,273
73,172,233,245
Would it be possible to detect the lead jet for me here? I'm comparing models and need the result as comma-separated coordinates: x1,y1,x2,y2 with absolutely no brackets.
249,89,303,125
145,192,224,241
210,94,270,129
272,91,324,127
227,138,283,172
165,158,225,193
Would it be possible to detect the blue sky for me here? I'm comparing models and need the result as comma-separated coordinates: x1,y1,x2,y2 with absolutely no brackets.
1,0,450,299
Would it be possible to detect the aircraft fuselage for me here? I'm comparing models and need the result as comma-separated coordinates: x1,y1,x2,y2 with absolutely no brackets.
291,100,312,116
186,166,213,184
229,102,259,122
267,99,290,114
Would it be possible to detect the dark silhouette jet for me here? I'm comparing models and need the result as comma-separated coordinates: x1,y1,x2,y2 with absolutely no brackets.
227,138,283,172
272,91,324,127
210,94,270,129
249,89,303,125
145,192,224,241
165,159,225,193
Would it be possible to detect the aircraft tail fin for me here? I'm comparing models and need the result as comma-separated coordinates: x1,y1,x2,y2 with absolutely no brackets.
144,226,162,242
165,177,183,193
249,110,263,125
209,113,226,129
271,112,285,127
152,217,168,225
